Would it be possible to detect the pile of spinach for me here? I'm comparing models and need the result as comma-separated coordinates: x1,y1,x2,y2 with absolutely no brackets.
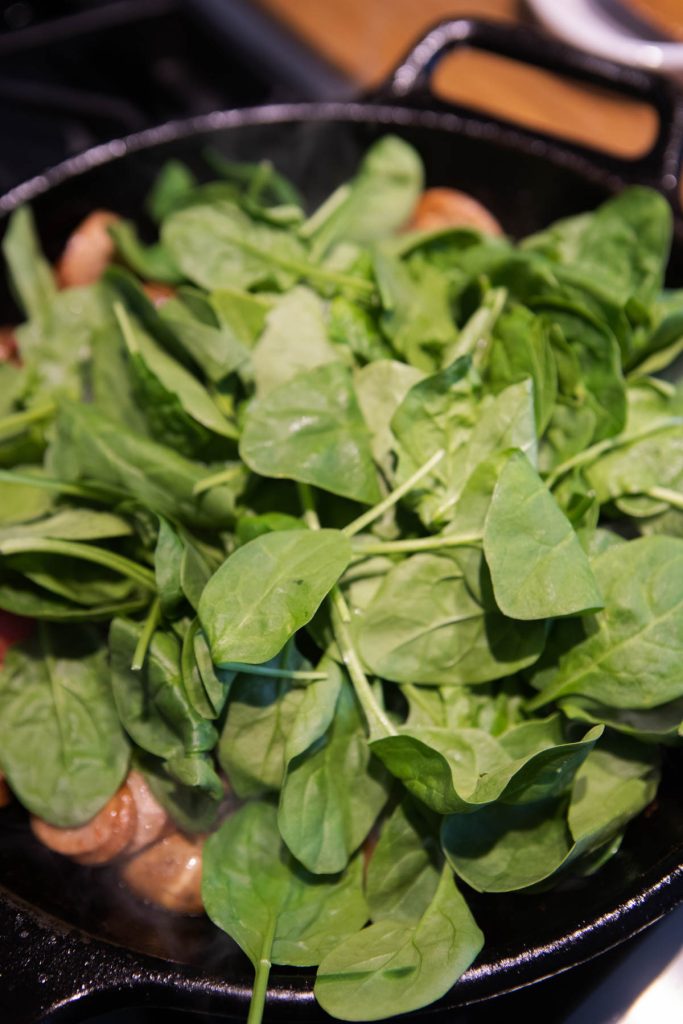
0,137,679,1023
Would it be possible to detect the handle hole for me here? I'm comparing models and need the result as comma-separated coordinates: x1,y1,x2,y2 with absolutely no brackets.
431,49,658,159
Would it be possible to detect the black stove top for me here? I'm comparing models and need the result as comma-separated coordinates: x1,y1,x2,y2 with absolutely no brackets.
0,0,352,195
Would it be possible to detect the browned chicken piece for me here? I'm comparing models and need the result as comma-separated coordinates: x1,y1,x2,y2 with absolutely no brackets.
121,832,204,915
408,187,503,236
142,282,175,307
55,210,119,288
126,770,172,854
0,773,12,809
0,327,19,364
31,783,137,866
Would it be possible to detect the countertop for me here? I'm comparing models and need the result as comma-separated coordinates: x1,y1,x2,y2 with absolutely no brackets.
255,0,683,183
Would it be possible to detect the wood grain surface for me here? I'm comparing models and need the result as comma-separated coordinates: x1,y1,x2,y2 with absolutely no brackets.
255,0,683,160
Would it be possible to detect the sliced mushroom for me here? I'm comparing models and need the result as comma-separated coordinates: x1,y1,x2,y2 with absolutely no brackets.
55,210,119,288
142,282,175,307
0,611,32,665
31,783,137,866
0,774,11,809
126,770,172,854
408,187,502,236
0,327,19,364
121,832,204,915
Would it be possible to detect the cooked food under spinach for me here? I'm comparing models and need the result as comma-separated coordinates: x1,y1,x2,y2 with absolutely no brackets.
0,136,681,1023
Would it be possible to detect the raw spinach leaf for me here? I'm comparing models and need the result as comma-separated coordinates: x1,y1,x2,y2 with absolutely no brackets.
366,797,441,924
162,199,309,292
314,866,483,1022
240,362,381,505
483,450,602,620
199,528,352,665
304,136,423,257
0,623,129,826
278,677,389,873
203,801,368,1022
49,402,241,530
251,286,337,396
529,536,683,710
355,553,545,685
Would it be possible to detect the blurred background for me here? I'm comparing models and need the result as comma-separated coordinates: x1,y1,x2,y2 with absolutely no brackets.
0,0,681,1021
1,0,683,198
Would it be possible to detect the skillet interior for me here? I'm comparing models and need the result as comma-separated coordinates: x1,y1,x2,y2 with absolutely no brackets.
0,105,682,1021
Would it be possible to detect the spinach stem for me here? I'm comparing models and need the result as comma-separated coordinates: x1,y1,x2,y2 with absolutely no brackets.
441,286,507,367
193,465,243,496
351,532,481,558
545,416,683,489
0,400,56,440
330,587,397,739
131,598,161,671
0,469,112,500
220,662,328,683
646,485,683,511
297,483,393,732
0,537,157,590
247,914,277,1024
342,448,446,538
297,482,321,531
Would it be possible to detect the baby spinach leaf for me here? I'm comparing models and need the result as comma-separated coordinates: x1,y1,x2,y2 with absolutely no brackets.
109,618,218,787
203,149,302,207
487,305,557,433
202,801,368,1024
523,186,671,309
371,720,600,815
304,135,423,257
0,508,132,542
278,677,389,874
2,206,56,326
210,285,271,344
328,296,392,364
314,866,483,1022
117,304,237,446
162,199,309,292
0,622,129,827
366,797,441,924
49,402,240,530
442,796,572,892
355,554,545,685
560,693,683,744
373,250,458,371
240,362,381,505
568,734,659,847
251,286,337,396
159,298,250,384
146,159,197,222
483,450,603,620
108,220,183,284
443,732,658,892
529,536,683,710
17,282,114,401
154,516,185,614
200,528,351,665
218,641,318,796
354,359,424,467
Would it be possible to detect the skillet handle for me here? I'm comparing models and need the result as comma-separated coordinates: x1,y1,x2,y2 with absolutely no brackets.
379,17,683,201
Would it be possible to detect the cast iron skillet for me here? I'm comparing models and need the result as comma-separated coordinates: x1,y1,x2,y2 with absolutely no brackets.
0,18,682,1024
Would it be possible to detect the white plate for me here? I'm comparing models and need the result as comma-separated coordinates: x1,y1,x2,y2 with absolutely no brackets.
528,0,683,76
